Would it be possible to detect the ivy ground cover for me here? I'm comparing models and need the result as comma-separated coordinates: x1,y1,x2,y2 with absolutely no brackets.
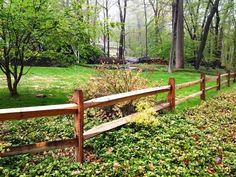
1,88,236,176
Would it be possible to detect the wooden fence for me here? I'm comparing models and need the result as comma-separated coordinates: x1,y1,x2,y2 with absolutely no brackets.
0,71,236,163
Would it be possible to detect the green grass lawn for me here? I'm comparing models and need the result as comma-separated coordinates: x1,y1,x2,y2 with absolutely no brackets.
0,65,234,109
0,66,95,108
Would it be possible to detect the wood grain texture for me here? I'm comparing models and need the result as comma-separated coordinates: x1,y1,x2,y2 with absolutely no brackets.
227,71,230,87
206,85,218,91
84,102,170,140
0,139,77,157
0,104,77,121
200,73,206,101
176,79,202,90
72,90,84,163
175,91,202,105
168,78,175,110
205,76,217,82
217,73,221,91
84,86,170,109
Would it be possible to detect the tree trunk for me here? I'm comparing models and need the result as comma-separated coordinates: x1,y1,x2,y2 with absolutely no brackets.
136,15,143,56
175,0,184,69
195,0,220,69
6,71,18,97
168,0,177,73
118,24,125,60
143,0,148,57
214,9,221,58
118,0,128,60
102,0,106,55
105,0,110,57
148,0,159,43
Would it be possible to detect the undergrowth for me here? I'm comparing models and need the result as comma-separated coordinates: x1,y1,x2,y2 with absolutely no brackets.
0,89,236,176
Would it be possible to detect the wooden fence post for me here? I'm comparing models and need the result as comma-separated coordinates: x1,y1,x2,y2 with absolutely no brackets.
200,73,206,100
217,73,221,91
72,90,84,163
227,70,230,87
168,78,175,110
234,72,236,83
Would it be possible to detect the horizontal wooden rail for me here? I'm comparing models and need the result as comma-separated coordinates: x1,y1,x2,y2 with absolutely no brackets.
176,79,202,90
206,76,217,82
176,91,202,105
1,102,170,157
84,86,170,109
230,74,235,78
84,102,170,139
84,115,135,140
221,73,228,77
0,138,77,157
206,85,218,91
0,104,78,122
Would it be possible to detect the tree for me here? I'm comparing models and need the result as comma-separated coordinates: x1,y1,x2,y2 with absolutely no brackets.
0,0,58,96
148,0,169,44
118,0,128,60
59,1,96,64
143,0,148,57
221,0,236,69
195,0,220,69
175,0,184,69
102,0,110,57
168,0,177,73
168,0,184,72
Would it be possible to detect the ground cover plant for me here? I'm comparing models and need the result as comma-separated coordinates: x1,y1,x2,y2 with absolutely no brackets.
0,87,235,176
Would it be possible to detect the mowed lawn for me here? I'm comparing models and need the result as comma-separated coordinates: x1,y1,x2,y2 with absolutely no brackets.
0,65,234,109
0,66,95,108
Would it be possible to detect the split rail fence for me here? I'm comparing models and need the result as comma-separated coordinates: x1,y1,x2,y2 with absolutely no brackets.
0,71,236,163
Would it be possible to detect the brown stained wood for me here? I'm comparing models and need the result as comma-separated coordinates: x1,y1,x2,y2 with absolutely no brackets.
1,102,170,158
84,115,134,140
175,91,202,105
217,73,221,91
0,139,77,157
230,72,235,78
175,79,202,90
205,85,218,92
84,86,170,109
84,102,170,140
0,104,78,121
221,73,228,77
72,90,84,163
227,71,230,87
205,76,217,82
200,73,206,100
168,78,175,110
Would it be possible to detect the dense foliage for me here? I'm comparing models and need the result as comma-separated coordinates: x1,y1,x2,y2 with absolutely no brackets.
1,89,236,176
79,66,159,120
0,0,102,96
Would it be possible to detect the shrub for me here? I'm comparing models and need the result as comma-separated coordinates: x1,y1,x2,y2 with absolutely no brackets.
78,65,160,120
132,100,160,126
